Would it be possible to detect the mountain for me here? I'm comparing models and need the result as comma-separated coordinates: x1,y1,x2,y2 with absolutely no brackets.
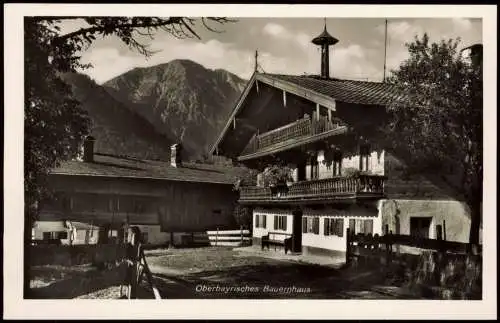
102,59,247,160
61,72,173,161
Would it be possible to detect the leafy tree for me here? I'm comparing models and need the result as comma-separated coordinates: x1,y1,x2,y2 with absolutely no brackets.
385,33,482,246
24,16,236,296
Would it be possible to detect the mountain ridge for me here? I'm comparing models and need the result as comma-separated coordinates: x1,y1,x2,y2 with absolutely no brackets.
102,59,247,160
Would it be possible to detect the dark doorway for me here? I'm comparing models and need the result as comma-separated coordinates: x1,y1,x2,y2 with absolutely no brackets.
292,209,303,253
410,217,433,239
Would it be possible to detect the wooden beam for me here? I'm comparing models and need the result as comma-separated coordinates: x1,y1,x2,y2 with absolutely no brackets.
233,118,236,129
209,73,257,155
283,90,287,107
257,74,337,110
327,109,332,122
256,80,259,93
316,103,320,121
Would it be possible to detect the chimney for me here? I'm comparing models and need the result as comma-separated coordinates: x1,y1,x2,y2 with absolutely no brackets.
170,143,182,167
311,20,339,79
83,136,96,162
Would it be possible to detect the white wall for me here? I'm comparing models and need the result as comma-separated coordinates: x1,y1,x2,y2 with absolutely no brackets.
33,221,168,245
380,199,477,244
301,204,381,252
252,208,293,241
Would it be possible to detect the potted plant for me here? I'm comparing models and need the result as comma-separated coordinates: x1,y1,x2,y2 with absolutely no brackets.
263,165,294,194
343,167,362,178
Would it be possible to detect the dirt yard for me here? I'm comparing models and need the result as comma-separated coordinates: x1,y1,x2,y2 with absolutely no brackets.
28,246,422,299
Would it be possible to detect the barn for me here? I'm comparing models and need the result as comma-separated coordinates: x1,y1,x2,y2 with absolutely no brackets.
35,137,250,247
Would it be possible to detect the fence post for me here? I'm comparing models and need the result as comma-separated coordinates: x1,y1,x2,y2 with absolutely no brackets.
443,220,447,241
436,224,444,255
436,225,443,241
385,228,393,266
346,228,351,266
240,225,243,246
216,227,219,246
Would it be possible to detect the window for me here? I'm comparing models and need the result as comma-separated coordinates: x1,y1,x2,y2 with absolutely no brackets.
141,232,149,244
273,215,287,231
349,219,374,235
359,144,370,172
310,155,319,179
255,214,267,228
410,217,432,239
332,150,342,176
58,231,68,239
324,218,344,237
302,216,320,234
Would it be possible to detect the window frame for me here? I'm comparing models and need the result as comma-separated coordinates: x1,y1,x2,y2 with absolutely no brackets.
303,216,320,235
359,144,370,172
255,214,267,229
273,215,287,231
332,150,343,176
324,218,344,237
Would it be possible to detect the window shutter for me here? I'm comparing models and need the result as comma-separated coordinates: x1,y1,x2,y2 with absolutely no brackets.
314,217,320,234
283,216,287,230
302,217,307,233
324,218,329,236
263,215,267,228
274,216,278,230
356,220,364,234
364,220,373,235
255,214,260,228
349,219,356,235
337,219,344,237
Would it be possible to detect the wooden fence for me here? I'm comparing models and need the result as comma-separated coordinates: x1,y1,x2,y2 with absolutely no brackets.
206,228,251,247
346,224,482,265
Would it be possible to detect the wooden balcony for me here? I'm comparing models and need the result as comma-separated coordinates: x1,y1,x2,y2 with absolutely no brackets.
239,175,385,205
239,114,348,161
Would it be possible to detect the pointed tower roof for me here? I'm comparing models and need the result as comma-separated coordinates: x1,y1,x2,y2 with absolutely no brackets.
311,23,339,46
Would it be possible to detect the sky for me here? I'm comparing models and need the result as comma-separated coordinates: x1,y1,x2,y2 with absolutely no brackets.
58,17,483,84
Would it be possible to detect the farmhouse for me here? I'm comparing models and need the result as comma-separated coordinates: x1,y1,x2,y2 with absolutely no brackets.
210,24,479,257
35,136,249,246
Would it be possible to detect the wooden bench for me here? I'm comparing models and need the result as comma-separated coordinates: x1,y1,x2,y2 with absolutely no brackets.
261,232,293,254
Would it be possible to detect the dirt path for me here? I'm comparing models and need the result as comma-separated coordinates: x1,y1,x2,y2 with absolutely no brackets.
28,247,421,299
144,247,420,299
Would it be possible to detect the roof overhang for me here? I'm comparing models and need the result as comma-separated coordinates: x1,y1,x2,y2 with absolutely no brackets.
209,73,338,156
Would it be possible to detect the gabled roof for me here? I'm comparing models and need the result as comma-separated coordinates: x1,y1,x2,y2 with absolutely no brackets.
50,153,249,185
210,72,405,155
267,74,403,106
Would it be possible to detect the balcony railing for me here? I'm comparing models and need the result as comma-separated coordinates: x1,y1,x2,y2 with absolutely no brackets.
240,114,346,157
239,175,385,204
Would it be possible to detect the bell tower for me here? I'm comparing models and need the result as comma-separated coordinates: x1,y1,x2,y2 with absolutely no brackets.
311,19,339,79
